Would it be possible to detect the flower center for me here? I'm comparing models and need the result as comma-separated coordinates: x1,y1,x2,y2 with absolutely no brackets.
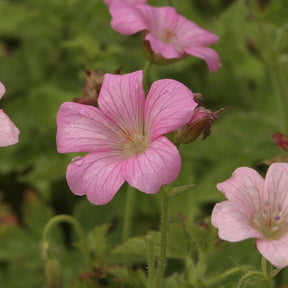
160,28,178,43
250,202,288,239
119,127,149,157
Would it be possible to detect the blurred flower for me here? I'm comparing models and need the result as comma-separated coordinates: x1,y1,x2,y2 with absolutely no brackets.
104,0,147,6
271,132,288,152
212,163,288,268
0,81,19,147
56,70,197,205
106,3,220,71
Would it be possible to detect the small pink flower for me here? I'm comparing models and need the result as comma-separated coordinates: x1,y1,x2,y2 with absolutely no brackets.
211,163,288,268
56,70,197,205
0,82,19,147
107,3,220,71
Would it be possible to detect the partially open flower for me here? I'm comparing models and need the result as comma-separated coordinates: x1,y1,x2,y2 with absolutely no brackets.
0,82,19,147
212,163,288,268
106,3,220,71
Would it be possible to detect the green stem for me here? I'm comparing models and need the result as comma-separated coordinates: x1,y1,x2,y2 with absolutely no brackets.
155,187,170,288
122,185,135,242
204,267,243,287
43,214,90,263
142,60,152,93
262,257,273,288
147,235,156,288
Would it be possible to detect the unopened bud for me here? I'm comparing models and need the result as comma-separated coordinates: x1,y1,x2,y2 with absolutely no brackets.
271,132,288,151
73,70,104,107
169,106,224,145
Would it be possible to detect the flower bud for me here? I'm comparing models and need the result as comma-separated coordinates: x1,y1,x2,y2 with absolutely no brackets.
169,106,224,145
73,70,104,107
271,132,288,151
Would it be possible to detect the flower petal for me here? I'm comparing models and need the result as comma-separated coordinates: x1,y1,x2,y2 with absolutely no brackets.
0,82,5,100
105,0,147,6
216,167,264,214
256,234,288,268
109,1,147,35
98,70,145,133
211,201,262,242
56,102,120,153
0,110,19,147
145,79,197,140
145,33,183,59
183,46,221,72
175,16,219,47
66,152,125,205
122,136,181,193
263,162,288,210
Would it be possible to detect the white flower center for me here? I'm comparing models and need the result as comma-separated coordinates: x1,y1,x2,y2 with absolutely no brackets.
119,127,149,157
251,202,288,239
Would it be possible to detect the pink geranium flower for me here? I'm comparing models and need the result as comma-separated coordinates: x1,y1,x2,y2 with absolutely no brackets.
0,82,19,147
106,3,220,71
104,0,146,6
211,163,288,268
56,70,197,205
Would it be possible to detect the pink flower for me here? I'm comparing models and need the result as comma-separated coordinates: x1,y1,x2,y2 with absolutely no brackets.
56,70,197,205
104,0,146,6
107,3,220,71
211,163,288,268
0,82,19,147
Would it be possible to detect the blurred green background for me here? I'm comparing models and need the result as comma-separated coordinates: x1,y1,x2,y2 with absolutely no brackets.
0,0,288,287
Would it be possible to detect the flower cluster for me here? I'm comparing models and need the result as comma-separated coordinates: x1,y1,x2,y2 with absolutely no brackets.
0,81,19,147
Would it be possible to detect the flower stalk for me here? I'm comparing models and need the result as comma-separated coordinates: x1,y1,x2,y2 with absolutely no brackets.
122,185,136,242
42,214,90,265
155,186,170,288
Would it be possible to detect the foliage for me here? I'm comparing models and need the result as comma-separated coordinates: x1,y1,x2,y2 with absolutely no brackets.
0,0,288,287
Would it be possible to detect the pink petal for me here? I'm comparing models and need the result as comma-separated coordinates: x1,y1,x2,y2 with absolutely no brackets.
104,0,147,5
0,82,5,100
0,110,20,147
211,201,262,242
175,15,219,47
122,136,181,193
56,102,120,153
138,5,178,37
216,167,264,214
109,1,147,35
145,33,183,59
263,163,288,210
98,70,145,134
183,46,221,72
256,234,288,268
145,79,197,140
66,152,125,205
